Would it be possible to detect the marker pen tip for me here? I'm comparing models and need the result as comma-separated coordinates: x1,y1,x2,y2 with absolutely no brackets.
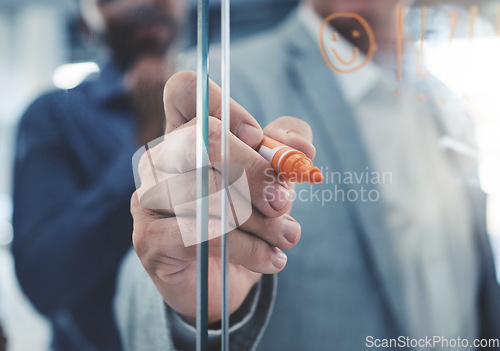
310,169,324,183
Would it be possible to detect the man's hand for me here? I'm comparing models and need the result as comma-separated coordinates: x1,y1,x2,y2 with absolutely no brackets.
131,71,315,325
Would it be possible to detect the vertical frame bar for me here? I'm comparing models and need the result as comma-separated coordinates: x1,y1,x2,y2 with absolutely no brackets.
220,0,231,349
196,0,209,350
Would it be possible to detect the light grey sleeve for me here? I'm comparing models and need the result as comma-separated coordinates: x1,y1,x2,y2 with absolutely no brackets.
114,249,176,351
114,249,277,351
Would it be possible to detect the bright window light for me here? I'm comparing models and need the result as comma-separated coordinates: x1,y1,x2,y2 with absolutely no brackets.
424,37,500,98
52,62,100,90
424,36,500,237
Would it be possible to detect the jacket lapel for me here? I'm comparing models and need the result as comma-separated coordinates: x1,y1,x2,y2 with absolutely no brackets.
281,16,410,335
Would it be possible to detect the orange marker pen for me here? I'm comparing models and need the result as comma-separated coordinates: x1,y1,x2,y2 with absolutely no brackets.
257,136,324,184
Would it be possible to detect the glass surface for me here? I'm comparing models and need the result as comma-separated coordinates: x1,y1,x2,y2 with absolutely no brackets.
0,0,499,350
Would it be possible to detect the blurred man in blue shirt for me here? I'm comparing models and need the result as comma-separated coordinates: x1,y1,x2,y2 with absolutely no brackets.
12,0,186,350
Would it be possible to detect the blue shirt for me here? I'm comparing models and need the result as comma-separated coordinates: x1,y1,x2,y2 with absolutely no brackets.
13,63,138,351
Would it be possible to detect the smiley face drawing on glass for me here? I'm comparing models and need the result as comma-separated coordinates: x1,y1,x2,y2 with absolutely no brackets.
319,12,377,73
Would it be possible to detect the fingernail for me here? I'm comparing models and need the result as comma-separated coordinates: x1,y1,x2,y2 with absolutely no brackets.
236,124,262,147
282,216,300,243
271,247,287,269
266,183,289,211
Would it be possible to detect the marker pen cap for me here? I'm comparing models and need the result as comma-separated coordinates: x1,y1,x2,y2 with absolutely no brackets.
258,136,324,184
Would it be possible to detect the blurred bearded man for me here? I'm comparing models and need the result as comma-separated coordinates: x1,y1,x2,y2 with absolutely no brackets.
12,1,186,350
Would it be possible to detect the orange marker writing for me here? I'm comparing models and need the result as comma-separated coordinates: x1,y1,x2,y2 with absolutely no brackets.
257,136,324,184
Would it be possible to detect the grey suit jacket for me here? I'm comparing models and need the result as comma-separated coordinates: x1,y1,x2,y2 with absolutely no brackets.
115,12,500,351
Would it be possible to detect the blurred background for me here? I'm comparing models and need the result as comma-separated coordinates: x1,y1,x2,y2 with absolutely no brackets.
0,0,499,350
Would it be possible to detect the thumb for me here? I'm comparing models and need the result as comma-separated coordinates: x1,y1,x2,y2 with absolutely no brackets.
263,116,316,160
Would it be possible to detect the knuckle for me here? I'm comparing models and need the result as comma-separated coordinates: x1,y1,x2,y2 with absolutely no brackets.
180,126,197,171
155,269,177,284
131,193,161,221
134,217,174,256
246,237,264,263
164,71,196,100
208,117,222,138
142,219,159,243
260,216,279,239
162,126,196,174
211,100,222,119
132,226,147,258
256,213,270,231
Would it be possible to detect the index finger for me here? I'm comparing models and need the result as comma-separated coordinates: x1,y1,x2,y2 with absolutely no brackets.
163,71,263,149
